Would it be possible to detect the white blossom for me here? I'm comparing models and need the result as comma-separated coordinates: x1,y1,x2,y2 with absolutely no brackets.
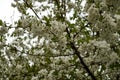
50,20,66,34
93,40,110,48
105,0,120,8
68,2,76,9
1,0,120,80
38,69,48,76
16,64,22,70
109,52,119,61
47,70,55,80
99,2,108,11
31,76,38,80
87,4,100,24
102,13,116,27
75,69,83,78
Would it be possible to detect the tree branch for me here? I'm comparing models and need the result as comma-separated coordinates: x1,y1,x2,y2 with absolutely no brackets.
23,0,96,79
23,0,40,20
70,42,97,80
66,28,97,80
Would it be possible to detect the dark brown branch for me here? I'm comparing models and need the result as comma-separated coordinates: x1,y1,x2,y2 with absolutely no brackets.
66,28,97,80
23,0,96,79
70,42,97,80
23,0,40,20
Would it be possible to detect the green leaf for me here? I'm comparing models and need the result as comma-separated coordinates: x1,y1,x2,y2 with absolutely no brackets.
0,19,3,26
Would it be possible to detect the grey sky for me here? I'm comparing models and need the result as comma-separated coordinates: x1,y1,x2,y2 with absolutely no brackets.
0,0,20,23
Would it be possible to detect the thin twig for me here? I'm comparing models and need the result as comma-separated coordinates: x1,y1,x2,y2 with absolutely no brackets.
23,0,40,20
23,0,96,79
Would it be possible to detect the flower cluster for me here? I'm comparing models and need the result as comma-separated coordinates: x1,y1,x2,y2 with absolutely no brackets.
87,4,100,24
68,2,76,9
84,0,120,79
1,0,120,80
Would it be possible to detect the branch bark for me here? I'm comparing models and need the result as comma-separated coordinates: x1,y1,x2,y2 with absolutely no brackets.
70,42,97,80
23,0,97,79
23,0,40,19
66,28,97,80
